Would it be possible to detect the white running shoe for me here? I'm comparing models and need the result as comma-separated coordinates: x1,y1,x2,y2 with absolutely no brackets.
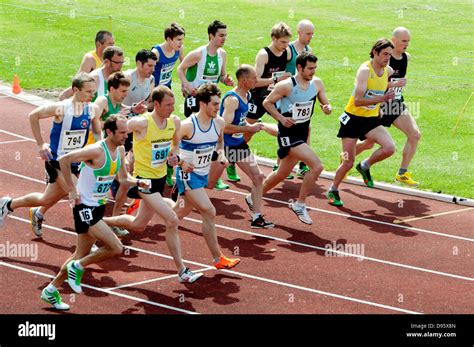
29,207,43,237
112,226,130,238
245,194,254,212
178,267,203,283
289,203,313,225
40,288,70,310
0,197,12,228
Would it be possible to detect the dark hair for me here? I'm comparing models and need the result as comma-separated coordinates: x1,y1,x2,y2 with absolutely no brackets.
107,72,130,91
104,114,127,134
370,38,394,58
296,52,318,70
208,20,226,37
151,85,174,103
196,83,221,105
164,23,185,40
95,30,113,44
135,49,157,64
235,64,254,81
103,46,124,61
72,72,95,90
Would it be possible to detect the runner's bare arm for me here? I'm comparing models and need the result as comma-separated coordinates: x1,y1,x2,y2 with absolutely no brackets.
175,120,195,172
116,146,149,188
222,96,263,134
28,103,64,160
219,50,234,86
77,53,96,74
263,80,294,127
214,117,228,165
89,104,103,142
177,49,202,95
167,115,182,167
254,49,272,88
59,87,74,101
314,78,332,115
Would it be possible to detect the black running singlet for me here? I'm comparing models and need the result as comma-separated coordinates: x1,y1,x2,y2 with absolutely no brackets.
389,53,407,80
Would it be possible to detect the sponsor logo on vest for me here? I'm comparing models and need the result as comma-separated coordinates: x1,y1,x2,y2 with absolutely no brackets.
18,321,56,341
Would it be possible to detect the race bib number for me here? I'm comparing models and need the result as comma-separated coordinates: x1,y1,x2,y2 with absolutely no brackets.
159,65,174,85
339,112,350,125
193,146,213,169
390,78,403,100
362,90,384,110
78,208,93,223
292,100,314,123
151,141,171,167
92,175,115,199
268,71,286,91
179,170,190,182
248,103,257,114
280,136,291,147
186,96,196,108
60,129,87,152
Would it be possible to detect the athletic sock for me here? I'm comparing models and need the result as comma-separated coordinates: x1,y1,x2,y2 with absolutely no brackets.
73,261,84,271
35,209,44,220
361,160,371,171
329,185,338,192
6,199,13,212
46,284,57,293
294,201,305,209
398,168,408,175
251,213,261,222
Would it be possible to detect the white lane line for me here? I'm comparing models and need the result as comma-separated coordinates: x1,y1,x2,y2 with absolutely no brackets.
0,260,198,314
3,171,474,282
227,188,474,242
393,207,474,224
0,139,31,145
0,129,36,142
106,267,215,291
1,166,473,244
3,216,424,314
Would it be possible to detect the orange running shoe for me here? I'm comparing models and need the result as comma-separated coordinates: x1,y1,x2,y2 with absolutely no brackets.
213,255,240,270
126,199,141,215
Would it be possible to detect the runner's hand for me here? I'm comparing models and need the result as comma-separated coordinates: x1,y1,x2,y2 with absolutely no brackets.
223,74,234,86
167,154,179,167
182,83,196,96
68,189,80,206
137,179,151,190
246,123,264,133
39,143,53,161
181,161,194,173
279,115,295,128
278,72,292,82
395,78,406,88
383,90,396,102
132,99,147,114
320,104,332,115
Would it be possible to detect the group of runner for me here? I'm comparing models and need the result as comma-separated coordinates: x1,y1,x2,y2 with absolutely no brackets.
0,20,420,310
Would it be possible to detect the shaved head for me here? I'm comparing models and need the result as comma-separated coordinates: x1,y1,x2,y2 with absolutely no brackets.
297,19,314,32
392,27,410,39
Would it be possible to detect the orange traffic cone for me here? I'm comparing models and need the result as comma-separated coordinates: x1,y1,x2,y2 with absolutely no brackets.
12,75,22,94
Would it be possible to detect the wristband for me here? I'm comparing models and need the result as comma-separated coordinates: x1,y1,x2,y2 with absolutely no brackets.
211,150,219,161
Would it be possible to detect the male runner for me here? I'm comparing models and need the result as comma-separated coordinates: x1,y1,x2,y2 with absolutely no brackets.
0,73,101,234
209,64,274,228
77,30,114,73
177,20,234,190
355,27,420,186
327,39,400,206
261,52,331,225
103,86,203,284
173,83,240,270
40,115,150,310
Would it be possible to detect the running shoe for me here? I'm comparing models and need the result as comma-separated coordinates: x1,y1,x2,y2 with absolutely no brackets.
126,199,141,215
29,207,43,237
0,197,12,228
289,202,313,225
40,288,70,310
166,165,174,187
226,164,241,182
296,164,310,179
112,226,130,238
356,162,374,188
245,194,254,212
395,172,419,186
213,255,240,270
251,215,275,229
214,178,230,191
178,267,203,283
66,261,84,294
326,190,344,207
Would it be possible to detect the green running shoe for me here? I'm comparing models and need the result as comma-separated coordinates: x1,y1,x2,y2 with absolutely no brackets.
66,261,85,294
226,164,241,182
327,190,344,206
356,162,374,188
296,164,310,179
166,166,174,187
214,178,230,190
41,288,70,310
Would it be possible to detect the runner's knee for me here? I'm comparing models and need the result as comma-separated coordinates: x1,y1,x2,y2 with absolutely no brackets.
382,142,396,157
165,214,179,230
